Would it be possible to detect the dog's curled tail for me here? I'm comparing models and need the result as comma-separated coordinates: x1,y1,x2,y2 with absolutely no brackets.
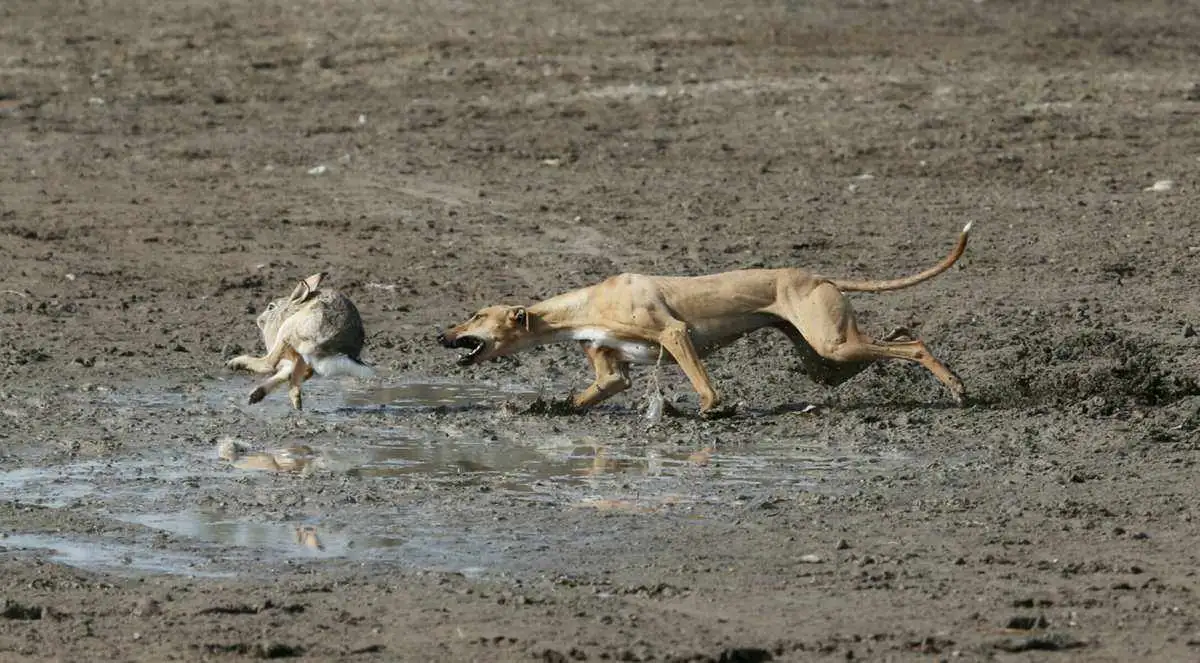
831,222,972,293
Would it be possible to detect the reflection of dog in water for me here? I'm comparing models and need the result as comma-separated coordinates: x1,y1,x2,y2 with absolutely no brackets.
572,445,714,477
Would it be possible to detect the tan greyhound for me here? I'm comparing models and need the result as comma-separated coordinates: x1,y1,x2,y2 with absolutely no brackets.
439,223,971,415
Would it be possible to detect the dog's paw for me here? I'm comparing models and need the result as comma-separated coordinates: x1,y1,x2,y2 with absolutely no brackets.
226,355,253,371
699,403,739,421
948,374,968,407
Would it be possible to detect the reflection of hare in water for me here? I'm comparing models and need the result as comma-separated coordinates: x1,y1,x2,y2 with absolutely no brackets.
226,272,372,410
217,438,320,475
294,526,325,551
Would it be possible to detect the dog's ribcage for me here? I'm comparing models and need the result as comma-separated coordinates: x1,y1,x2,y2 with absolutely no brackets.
566,313,777,365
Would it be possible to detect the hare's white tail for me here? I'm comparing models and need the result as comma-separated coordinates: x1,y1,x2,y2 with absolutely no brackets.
311,354,375,379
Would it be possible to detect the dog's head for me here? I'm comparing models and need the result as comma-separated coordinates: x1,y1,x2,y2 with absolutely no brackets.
438,305,532,366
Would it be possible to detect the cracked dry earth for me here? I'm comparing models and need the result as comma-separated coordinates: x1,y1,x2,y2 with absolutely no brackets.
2,0,1200,661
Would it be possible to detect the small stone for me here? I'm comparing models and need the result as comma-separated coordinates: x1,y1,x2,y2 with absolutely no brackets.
131,597,161,617
1145,179,1174,192
1183,323,1195,338
798,554,823,564
307,165,328,175
835,539,851,550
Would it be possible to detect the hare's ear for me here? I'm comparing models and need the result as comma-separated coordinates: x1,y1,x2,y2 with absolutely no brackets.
302,272,327,291
289,272,325,304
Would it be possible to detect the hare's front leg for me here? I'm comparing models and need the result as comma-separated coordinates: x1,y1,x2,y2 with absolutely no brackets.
228,328,296,375
227,354,274,374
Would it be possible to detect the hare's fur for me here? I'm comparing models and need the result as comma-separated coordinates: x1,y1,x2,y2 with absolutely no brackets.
227,272,372,409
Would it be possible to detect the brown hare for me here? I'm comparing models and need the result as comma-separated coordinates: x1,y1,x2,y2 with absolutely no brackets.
226,272,372,409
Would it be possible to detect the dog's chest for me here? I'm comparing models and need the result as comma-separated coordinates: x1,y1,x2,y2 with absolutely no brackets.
567,328,662,364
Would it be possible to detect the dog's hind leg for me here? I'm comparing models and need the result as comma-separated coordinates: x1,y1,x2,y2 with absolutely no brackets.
572,345,632,410
775,323,872,387
777,282,965,404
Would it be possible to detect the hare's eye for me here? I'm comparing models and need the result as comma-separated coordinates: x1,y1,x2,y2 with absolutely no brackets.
266,303,277,312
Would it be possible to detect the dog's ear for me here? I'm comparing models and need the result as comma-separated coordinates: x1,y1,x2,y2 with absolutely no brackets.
509,306,529,331
289,272,325,304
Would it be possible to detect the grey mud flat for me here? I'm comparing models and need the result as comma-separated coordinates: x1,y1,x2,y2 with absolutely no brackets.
2,0,1200,661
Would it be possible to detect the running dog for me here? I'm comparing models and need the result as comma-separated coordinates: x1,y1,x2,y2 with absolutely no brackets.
439,224,971,415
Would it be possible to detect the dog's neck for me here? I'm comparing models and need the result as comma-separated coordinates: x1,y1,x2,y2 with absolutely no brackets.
525,288,593,338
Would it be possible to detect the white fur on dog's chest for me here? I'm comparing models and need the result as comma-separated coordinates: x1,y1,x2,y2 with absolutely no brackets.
565,328,662,364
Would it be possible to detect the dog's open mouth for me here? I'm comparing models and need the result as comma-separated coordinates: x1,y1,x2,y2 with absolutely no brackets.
451,336,487,366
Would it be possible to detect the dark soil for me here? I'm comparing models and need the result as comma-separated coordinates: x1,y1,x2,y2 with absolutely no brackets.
2,0,1200,660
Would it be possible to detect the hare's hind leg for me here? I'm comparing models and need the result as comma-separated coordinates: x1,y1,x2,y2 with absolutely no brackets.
249,347,302,405
287,356,314,410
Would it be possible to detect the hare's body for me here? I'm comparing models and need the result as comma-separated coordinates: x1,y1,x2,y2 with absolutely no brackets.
227,273,372,409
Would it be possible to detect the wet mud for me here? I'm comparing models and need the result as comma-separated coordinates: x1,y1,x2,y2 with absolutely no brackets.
2,0,1200,660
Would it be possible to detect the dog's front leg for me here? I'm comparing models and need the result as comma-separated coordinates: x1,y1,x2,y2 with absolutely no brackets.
572,345,632,410
658,322,721,413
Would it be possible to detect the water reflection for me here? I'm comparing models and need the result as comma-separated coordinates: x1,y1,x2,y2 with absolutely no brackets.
342,382,539,410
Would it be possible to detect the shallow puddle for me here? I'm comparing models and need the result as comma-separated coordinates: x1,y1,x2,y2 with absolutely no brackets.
92,377,543,414
111,509,518,577
118,511,402,560
1,533,233,578
342,381,540,410
0,378,913,577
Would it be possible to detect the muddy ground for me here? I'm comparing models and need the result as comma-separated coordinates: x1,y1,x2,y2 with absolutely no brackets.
2,0,1200,660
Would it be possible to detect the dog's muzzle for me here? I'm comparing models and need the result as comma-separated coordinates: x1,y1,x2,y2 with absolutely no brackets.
440,332,486,366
